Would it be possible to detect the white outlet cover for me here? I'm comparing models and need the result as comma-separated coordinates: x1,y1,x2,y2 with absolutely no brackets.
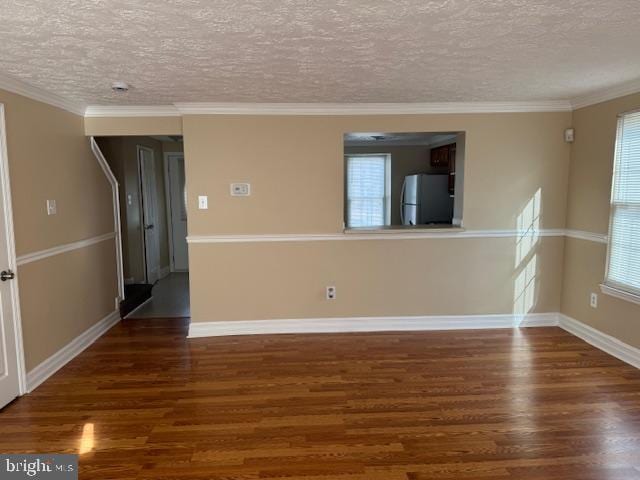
590,292,598,308
198,195,208,209
46,199,57,215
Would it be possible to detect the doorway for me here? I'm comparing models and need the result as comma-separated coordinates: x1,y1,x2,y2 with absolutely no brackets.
94,136,190,319
0,104,26,409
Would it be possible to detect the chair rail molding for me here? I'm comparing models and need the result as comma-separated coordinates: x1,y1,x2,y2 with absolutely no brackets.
185,228,609,244
16,232,116,266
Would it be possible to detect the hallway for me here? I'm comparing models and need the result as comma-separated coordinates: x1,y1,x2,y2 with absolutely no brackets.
129,273,190,318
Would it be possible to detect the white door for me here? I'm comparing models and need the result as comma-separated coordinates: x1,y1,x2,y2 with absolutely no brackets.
167,155,189,271
138,146,160,284
0,105,23,409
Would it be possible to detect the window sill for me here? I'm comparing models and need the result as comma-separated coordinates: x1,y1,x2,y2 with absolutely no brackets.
600,284,640,306
344,225,465,235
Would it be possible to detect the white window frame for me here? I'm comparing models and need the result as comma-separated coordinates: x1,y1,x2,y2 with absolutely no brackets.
601,109,640,306
345,154,392,228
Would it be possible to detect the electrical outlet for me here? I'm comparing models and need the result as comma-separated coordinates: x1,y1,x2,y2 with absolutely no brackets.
326,286,336,300
590,292,598,308
46,199,57,215
230,183,251,196
198,195,208,209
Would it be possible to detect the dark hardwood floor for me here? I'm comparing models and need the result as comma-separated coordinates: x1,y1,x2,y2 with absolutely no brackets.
2,319,640,479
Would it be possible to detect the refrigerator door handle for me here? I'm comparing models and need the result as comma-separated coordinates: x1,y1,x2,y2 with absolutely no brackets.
400,178,407,225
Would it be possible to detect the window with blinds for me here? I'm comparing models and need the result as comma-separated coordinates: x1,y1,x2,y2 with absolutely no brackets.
605,110,640,297
345,155,391,228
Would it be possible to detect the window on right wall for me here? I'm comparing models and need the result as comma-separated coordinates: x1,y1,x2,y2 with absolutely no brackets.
604,110,640,302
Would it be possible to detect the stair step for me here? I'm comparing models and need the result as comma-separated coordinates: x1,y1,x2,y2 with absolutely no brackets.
120,284,153,317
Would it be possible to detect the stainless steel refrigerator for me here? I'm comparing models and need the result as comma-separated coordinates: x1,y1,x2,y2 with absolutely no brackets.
400,174,453,225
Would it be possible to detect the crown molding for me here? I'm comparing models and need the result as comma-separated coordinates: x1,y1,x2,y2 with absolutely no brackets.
0,73,85,116
570,78,640,110
84,105,181,117
173,101,572,115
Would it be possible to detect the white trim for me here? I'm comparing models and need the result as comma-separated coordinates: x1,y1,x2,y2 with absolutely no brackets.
186,229,567,244
173,101,572,115
0,104,27,395
558,314,640,370
564,229,608,244
163,153,175,272
1,72,638,118
90,138,125,300
600,283,640,306
0,72,85,116
188,313,558,338
571,78,640,110
26,310,120,392
187,312,640,371
16,232,116,266
84,105,180,117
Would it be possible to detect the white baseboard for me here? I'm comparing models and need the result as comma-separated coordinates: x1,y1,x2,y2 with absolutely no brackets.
558,314,640,369
26,310,120,393
188,313,559,338
188,312,640,371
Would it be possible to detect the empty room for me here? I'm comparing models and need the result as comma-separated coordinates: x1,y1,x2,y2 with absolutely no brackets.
0,1,639,479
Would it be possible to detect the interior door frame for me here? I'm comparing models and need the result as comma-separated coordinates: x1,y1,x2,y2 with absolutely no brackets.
163,152,186,273
136,145,159,284
0,104,27,395
163,153,175,273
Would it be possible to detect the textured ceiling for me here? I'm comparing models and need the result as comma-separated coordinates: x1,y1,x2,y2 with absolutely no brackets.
1,0,640,105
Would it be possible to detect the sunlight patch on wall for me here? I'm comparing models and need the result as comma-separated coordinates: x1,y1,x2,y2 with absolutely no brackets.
515,188,541,266
513,188,542,318
514,255,538,317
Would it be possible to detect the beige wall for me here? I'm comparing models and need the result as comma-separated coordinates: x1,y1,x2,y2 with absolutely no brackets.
190,237,564,322
561,92,640,348
84,116,182,137
184,113,571,235
96,136,170,282
344,144,449,225
18,240,117,370
0,88,117,371
183,112,571,322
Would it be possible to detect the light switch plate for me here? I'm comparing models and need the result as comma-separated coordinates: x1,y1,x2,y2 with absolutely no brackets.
230,183,251,196
46,199,57,215
198,195,208,209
